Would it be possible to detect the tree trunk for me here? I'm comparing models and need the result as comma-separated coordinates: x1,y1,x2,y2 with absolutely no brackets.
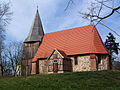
0,53,3,76
14,64,18,77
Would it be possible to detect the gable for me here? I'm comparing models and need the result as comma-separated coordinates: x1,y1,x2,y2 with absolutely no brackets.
33,25,108,62
47,48,64,60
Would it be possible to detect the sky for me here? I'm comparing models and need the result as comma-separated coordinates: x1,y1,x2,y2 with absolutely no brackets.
1,0,120,57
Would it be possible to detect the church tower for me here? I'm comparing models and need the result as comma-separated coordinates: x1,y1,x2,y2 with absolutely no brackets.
21,10,44,76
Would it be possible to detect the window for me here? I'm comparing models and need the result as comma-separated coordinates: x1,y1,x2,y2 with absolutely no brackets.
98,55,101,64
53,54,58,63
53,59,58,63
74,57,78,65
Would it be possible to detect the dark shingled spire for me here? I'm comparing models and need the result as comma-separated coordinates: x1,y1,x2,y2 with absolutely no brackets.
24,10,44,43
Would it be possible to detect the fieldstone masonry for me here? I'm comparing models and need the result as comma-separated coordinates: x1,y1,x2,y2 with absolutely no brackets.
71,55,91,72
39,60,48,74
98,55,109,70
71,54,109,72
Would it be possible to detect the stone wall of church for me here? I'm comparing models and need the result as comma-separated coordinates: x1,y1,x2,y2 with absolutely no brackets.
39,60,48,74
71,54,109,72
98,55,109,70
71,55,91,72
31,54,109,75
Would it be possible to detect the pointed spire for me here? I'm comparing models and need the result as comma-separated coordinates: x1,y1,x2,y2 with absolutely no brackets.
24,10,44,43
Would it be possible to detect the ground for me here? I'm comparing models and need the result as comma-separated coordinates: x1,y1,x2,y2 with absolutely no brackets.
0,71,120,90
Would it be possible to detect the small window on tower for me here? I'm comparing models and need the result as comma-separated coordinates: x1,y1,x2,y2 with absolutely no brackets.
74,57,78,65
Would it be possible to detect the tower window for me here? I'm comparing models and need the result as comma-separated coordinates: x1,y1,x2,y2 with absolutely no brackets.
74,57,78,65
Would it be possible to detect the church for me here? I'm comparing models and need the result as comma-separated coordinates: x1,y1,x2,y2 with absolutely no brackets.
21,10,110,76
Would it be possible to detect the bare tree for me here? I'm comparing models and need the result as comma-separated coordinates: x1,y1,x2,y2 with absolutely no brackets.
3,41,23,76
66,0,120,37
0,1,12,76
1,55,12,75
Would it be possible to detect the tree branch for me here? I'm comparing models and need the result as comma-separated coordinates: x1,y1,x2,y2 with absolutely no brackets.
99,22,120,37
98,0,103,17
65,0,74,11
90,6,120,20
97,1,120,14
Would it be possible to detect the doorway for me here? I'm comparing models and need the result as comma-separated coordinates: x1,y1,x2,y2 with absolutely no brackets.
53,59,58,73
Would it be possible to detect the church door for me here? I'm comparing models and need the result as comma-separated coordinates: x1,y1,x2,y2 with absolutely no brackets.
53,59,58,73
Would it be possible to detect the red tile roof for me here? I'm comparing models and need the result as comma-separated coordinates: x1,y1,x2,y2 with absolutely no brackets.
32,25,108,62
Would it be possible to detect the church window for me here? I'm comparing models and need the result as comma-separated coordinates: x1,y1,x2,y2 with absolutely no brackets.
53,59,58,63
53,54,58,63
98,55,101,64
74,57,78,65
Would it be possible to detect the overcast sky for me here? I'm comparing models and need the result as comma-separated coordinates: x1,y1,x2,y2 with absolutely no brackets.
2,0,120,44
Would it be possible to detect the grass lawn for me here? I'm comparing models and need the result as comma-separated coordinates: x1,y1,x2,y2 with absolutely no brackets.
0,70,120,90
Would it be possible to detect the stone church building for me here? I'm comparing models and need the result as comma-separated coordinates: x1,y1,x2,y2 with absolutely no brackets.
21,10,110,76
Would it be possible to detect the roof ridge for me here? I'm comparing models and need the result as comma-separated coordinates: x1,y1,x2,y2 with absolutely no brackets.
45,24,95,35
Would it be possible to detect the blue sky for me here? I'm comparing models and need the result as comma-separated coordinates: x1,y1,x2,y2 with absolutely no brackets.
2,0,120,44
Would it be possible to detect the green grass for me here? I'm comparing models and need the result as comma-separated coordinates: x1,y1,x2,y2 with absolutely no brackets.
0,71,120,90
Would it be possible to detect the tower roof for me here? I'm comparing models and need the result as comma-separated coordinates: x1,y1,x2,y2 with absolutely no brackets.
24,10,44,43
